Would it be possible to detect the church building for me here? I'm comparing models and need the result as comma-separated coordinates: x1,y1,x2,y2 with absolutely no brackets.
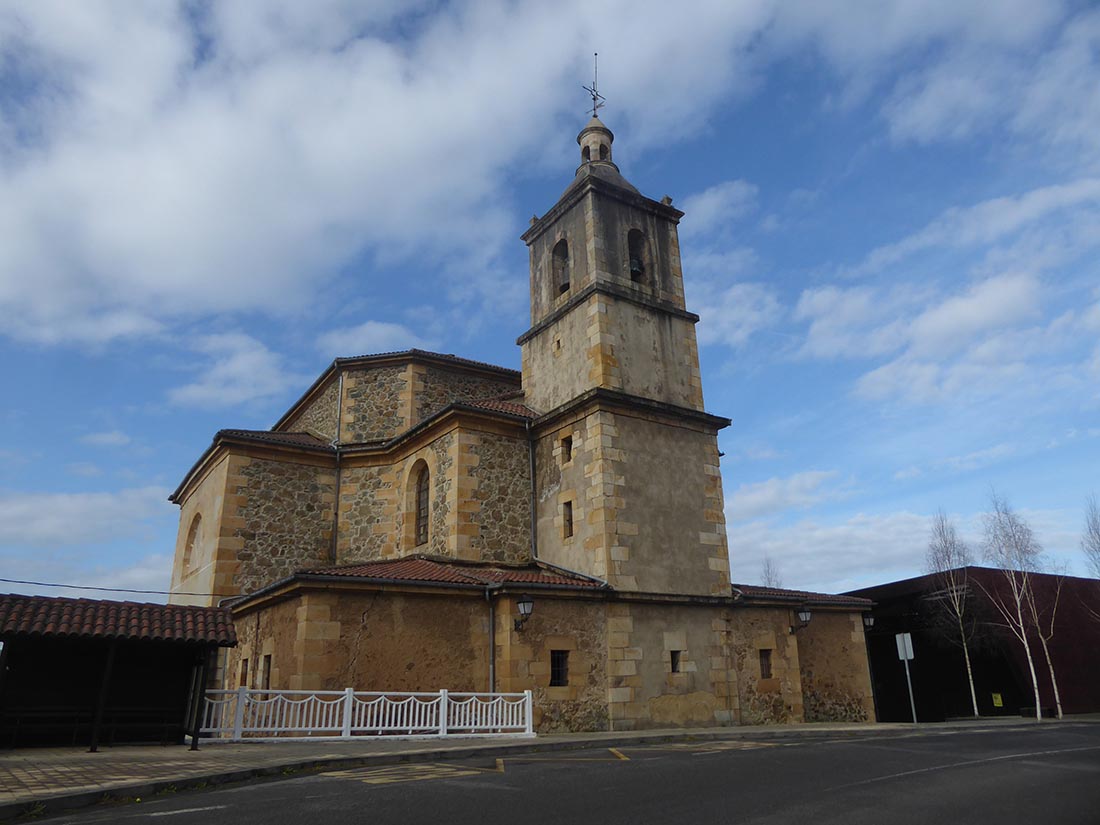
168,115,875,732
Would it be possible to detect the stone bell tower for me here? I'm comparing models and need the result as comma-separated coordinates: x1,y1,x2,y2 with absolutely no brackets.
519,115,731,597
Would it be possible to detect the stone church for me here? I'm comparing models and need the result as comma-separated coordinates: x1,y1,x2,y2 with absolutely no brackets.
168,115,875,731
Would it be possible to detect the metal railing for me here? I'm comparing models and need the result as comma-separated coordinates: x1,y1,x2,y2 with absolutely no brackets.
200,688,534,741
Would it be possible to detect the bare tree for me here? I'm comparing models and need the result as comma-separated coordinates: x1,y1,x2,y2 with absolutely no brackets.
1084,495,1100,579
1083,495,1100,623
925,511,979,717
1024,565,1065,719
978,492,1045,721
760,556,783,588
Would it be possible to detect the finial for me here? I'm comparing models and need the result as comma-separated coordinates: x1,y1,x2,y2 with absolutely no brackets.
582,52,605,119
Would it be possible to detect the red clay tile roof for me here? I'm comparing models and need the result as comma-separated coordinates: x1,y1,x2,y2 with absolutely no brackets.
0,594,237,646
464,398,537,418
302,557,606,589
218,429,334,450
733,583,872,609
337,349,520,377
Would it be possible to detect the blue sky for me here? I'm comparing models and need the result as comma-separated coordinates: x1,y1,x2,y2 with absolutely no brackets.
1,1,1098,599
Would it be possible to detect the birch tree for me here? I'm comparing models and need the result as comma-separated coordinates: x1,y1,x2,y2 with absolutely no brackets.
978,492,1045,721
925,511,979,717
1024,567,1065,719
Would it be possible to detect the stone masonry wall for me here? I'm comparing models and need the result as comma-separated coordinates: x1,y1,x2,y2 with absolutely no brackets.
728,606,805,724
797,612,875,722
341,366,409,443
456,430,530,563
497,595,608,733
605,603,737,731
412,365,519,426
337,432,456,563
227,456,336,595
337,464,399,563
282,378,339,441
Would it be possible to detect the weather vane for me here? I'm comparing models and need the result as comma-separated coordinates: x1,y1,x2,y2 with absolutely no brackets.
582,52,605,118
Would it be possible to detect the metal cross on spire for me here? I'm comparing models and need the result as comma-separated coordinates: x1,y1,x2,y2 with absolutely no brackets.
582,52,605,118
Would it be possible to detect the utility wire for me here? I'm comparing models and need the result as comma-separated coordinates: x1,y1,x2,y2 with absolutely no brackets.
0,577,217,598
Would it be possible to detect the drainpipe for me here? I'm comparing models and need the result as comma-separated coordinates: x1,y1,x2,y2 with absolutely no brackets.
486,587,496,692
526,419,538,560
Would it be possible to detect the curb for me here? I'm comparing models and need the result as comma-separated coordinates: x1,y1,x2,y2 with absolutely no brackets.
0,719,1072,822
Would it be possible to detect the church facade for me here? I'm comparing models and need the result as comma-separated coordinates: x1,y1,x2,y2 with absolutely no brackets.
168,116,875,732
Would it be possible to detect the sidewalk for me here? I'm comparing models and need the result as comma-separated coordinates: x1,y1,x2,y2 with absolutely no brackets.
1,716,1089,821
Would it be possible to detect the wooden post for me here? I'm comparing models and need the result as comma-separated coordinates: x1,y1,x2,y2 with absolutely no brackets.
189,648,210,751
89,639,117,753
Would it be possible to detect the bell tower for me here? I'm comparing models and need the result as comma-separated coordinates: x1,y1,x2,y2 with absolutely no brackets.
519,116,704,414
519,114,731,597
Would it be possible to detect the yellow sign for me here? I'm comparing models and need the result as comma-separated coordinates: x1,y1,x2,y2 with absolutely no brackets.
992,693,1003,708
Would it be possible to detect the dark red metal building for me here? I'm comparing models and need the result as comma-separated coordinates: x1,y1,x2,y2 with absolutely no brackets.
849,567,1100,722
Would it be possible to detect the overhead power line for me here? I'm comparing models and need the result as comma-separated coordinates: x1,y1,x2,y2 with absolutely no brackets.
0,577,216,598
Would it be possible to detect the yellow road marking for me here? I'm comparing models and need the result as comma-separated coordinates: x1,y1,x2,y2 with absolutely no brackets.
323,762,500,785
323,747,630,785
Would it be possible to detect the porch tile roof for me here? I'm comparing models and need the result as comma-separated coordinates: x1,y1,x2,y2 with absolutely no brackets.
733,583,873,609
0,594,237,646
302,556,606,589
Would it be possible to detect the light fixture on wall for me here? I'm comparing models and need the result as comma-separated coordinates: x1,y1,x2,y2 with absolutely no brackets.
789,606,812,635
514,594,534,631
862,613,875,630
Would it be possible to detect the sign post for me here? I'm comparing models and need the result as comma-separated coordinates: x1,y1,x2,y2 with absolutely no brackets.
896,632,917,723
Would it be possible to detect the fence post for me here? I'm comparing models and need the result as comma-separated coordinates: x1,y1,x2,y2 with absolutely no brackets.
232,686,247,742
439,689,449,738
341,687,355,739
524,690,533,736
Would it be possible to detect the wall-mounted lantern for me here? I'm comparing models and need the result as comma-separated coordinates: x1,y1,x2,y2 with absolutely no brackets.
789,605,812,634
862,613,875,630
514,594,534,631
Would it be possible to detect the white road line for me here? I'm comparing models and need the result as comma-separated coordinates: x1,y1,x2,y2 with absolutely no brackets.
147,806,228,817
829,744,1100,790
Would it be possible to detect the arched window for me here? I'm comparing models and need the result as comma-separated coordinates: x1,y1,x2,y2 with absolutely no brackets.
552,238,570,295
582,145,591,163
599,143,609,161
628,229,646,283
183,514,201,572
414,464,430,547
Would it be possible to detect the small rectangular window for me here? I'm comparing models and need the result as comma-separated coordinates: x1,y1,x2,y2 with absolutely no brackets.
239,658,249,688
561,434,573,464
670,650,682,673
550,650,569,687
262,654,272,690
562,501,574,538
759,649,773,680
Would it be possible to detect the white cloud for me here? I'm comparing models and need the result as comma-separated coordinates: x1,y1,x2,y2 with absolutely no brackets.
850,179,1100,277
728,503,1084,593
728,510,931,592
80,430,131,447
727,470,841,522
696,281,783,349
679,180,758,239
906,272,1040,359
317,320,433,356
169,333,303,409
65,462,103,478
0,486,171,547
0,2,1087,348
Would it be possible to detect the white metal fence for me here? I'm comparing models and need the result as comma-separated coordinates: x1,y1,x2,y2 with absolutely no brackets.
199,688,534,741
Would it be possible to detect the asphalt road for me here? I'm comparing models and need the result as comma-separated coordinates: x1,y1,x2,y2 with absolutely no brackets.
44,723,1100,825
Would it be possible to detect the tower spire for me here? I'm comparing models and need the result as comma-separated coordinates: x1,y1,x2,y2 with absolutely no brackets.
581,52,605,119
